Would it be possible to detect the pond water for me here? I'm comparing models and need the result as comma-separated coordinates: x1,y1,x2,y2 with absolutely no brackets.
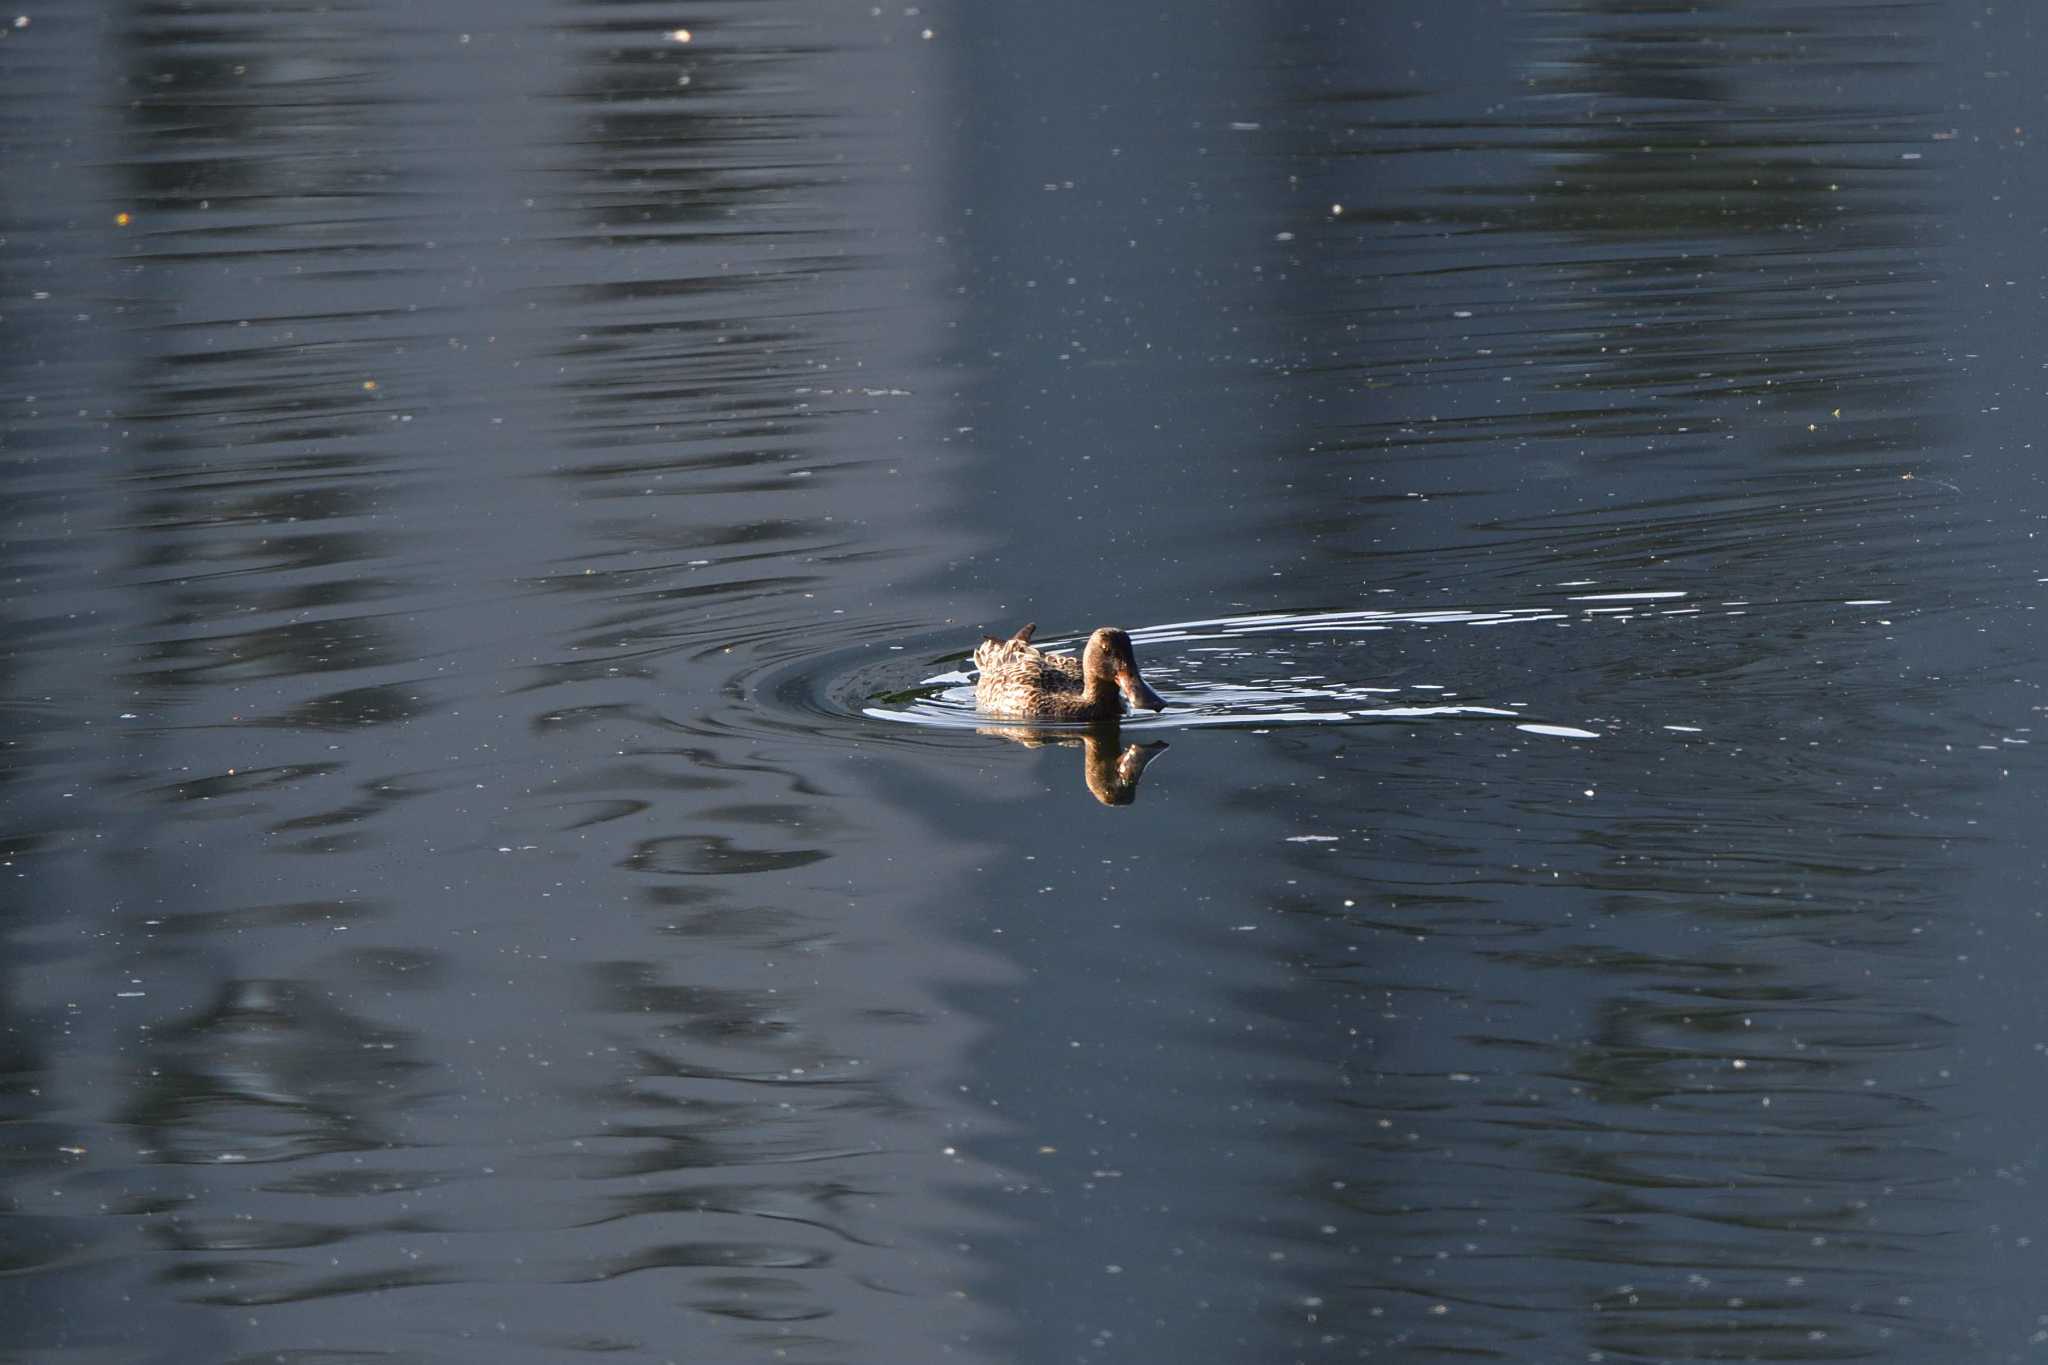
6,1,2047,1361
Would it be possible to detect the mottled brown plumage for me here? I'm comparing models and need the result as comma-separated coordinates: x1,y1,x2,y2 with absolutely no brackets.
972,624,1167,721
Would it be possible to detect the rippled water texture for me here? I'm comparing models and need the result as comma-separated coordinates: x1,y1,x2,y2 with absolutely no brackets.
6,2,2048,1362
853,599,1767,737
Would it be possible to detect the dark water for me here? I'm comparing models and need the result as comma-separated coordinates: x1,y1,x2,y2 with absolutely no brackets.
5,1,2047,1361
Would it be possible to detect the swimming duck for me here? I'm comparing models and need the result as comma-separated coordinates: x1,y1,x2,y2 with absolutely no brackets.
972,624,1167,721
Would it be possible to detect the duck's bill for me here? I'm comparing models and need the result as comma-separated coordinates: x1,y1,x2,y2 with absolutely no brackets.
1119,673,1168,712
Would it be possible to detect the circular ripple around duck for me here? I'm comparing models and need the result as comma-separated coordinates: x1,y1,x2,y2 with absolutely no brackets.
744,600,1740,741
752,626,984,740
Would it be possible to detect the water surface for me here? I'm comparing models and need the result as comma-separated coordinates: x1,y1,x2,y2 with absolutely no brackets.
5,2,2048,1362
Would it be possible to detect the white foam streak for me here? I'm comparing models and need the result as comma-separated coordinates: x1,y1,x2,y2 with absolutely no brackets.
1567,591,1688,602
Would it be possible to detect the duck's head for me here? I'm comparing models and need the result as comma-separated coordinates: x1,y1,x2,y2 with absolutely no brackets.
1082,627,1167,713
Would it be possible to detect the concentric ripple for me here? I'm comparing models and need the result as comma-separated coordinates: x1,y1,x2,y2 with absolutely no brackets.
784,595,1743,740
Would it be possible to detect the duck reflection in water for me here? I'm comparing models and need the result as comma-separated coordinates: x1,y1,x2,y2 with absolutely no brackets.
972,623,1169,805
978,723,1168,806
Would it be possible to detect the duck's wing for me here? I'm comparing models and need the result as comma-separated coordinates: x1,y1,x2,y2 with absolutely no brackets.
976,639,1069,684
974,624,1071,674
974,637,1088,712
973,634,1026,674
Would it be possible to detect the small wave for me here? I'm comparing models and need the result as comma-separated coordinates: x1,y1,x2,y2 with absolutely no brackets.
835,600,1690,739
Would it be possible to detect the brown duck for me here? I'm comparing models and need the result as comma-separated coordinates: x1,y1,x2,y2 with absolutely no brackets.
972,624,1168,721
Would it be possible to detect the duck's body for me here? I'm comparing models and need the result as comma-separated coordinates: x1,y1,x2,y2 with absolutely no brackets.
972,624,1167,721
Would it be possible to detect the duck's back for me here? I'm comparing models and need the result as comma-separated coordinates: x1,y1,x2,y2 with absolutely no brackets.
973,637,1088,718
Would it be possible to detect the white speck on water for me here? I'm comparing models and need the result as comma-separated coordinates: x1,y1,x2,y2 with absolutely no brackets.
1664,725,1704,733
1285,835,1339,843
1844,599,1891,606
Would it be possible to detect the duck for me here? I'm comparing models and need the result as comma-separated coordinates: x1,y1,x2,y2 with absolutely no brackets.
972,623,1167,721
